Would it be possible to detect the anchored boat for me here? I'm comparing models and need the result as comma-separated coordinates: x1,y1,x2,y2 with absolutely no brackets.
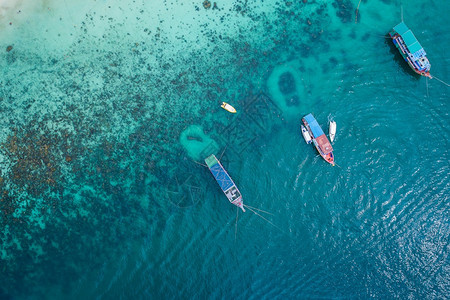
389,22,431,78
221,102,237,113
329,120,336,143
302,114,335,166
301,125,312,144
205,154,245,212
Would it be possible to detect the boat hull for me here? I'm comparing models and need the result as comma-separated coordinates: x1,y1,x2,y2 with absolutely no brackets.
221,102,237,113
301,125,312,144
312,138,335,166
389,22,431,78
205,154,245,212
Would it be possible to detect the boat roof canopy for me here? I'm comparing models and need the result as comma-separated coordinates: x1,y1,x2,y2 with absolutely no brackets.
393,22,409,36
316,134,333,155
393,22,426,57
205,155,234,192
303,114,324,138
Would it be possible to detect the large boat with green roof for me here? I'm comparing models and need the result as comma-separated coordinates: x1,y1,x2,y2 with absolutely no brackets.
389,21,431,78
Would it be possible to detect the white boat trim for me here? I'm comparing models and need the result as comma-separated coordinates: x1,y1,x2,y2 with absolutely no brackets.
329,121,336,143
221,102,237,113
301,124,312,144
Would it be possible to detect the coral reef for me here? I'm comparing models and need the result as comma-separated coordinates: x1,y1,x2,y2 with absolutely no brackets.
332,0,355,23
0,0,338,296
203,0,211,9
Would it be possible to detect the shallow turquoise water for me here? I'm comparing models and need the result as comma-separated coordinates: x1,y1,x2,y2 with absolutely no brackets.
0,0,449,299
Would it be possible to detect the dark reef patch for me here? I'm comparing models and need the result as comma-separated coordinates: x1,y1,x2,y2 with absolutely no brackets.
203,0,211,9
0,118,161,296
278,72,297,95
332,0,354,23
1,126,65,197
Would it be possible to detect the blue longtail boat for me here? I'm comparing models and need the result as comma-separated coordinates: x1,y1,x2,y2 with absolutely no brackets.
205,154,245,212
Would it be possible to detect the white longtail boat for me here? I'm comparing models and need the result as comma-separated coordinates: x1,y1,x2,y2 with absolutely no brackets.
221,102,237,113
301,125,312,144
329,121,336,142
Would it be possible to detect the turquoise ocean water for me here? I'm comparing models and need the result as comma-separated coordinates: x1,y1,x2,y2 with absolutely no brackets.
0,0,449,298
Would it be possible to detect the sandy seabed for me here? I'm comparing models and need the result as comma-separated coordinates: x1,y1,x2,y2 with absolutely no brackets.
0,0,25,18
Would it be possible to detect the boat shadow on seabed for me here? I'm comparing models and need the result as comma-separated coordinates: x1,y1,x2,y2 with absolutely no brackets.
385,34,422,80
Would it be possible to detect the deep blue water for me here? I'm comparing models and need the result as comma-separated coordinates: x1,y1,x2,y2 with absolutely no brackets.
0,0,449,299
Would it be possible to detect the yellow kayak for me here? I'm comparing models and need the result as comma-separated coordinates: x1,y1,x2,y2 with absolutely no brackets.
221,102,237,113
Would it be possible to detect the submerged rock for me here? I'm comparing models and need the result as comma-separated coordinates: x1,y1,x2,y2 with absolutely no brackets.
187,135,203,142
179,125,219,160
203,0,211,9
333,0,354,23
278,72,296,95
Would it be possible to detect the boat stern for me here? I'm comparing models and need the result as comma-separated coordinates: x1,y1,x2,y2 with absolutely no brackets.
324,152,335,166
232,198,245,212
422,71,432,78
